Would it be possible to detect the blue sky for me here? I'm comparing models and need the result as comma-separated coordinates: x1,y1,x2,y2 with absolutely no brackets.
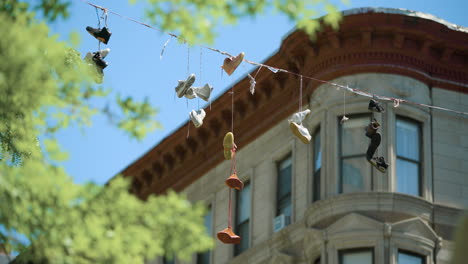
49,0,467,184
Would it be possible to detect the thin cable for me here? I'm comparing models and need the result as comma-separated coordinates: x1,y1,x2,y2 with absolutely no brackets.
299,76,303,112
187,44,190,76
79,0,468,117
231,88,234,133
228,188,232,228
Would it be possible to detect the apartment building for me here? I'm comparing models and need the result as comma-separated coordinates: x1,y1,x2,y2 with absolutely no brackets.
124,8,468,264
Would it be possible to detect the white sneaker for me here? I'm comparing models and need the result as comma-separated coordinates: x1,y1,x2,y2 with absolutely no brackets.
288,109,311,124
189,109,206,128
175,74,196,98
185,84,213,101
289,122,311,144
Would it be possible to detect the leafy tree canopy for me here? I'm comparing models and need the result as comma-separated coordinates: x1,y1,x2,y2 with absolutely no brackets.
0,0,341,263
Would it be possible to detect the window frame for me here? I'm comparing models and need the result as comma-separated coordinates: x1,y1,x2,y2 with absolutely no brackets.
397,249,426,264
276,154,292,218
395,116,423,197
234,181,251,256
196,205,212,264
338,247,375,264
313,127,321,202
338,114,374,194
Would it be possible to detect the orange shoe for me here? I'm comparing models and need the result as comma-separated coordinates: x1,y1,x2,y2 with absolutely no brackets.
225,173,244,190
217,226,241,244
221,52,245,76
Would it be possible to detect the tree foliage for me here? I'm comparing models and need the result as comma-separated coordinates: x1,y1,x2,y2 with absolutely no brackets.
136,0,342,44
0,0,342,263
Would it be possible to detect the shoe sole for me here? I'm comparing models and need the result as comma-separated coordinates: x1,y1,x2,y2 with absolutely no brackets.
289,122,310,144
223,132,234,160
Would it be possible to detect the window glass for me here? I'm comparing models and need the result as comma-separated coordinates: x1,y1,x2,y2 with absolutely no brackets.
341,118,369,156
196,206,212,264
396,159,419,196
277,155,292,217
396,118,421,196
340,116,372,193
339,249,373,264
235,182,251,256
313,128,321,202
342,157,372,193
398,251,425,264
396,119,420,161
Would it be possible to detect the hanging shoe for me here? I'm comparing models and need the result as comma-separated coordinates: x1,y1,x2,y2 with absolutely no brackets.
86,26,112,44
189,109,206,128
184,84,213,101
288,109,311,124
365,119,380,137
368,156,388,173
225,173,244,190
217,226,241,244
221,52,245,76
92,52,108,69
223,132,236,160
175,74,196,98
368,99,385,112
289,122,311,144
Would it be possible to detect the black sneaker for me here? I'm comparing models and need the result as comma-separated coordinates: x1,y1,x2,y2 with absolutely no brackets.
374,156,388,173
368,99,385,112
86,26,112,44
92,52,108,69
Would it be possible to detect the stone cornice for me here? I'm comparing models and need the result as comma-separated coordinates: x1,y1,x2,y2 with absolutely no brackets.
122,10,468,198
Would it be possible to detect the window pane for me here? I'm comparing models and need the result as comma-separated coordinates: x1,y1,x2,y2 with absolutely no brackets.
340,250,373,264
397,119,420,161
341,117,369,156
277,155,292,215
234,221,250,255
342,157,371,193
237,183,251,223
396,158,420,196
313,170,321,202
197,207,212,264
398,251,424,264
314,129,321,171
277,196,292,217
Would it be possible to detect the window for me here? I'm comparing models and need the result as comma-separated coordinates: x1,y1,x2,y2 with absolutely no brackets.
162,256,175,264
234,182,251,256
340,116,372,193
396,118,421,196
196,206,212,264
339,248,374,264
313,128,321,202
314,257,321,264
398,250,425,264
277,155,292,218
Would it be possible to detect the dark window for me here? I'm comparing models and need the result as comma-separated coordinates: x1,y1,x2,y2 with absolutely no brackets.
162,256,175,264
340,116,373,193
398,250,425,264
396,118,421,196
196,206,212,264
313,128,321,202
339,248,374,264
234,182,251,256
314,257,321,264
277,155,292,218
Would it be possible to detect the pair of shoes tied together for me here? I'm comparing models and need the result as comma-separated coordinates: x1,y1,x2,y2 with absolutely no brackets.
288,109,311,144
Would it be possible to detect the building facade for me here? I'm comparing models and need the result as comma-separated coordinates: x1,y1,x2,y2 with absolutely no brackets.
123,8,468,264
